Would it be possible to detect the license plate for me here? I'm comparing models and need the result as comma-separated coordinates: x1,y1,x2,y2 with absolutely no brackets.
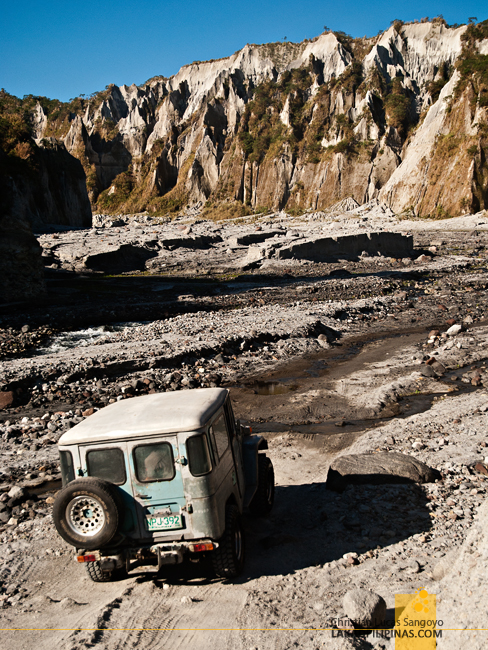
145,514,183,531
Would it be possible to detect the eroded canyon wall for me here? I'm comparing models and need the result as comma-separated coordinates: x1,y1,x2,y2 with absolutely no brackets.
3,19,488,222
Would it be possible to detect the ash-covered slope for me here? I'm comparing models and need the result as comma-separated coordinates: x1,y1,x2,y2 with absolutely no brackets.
20,19,488,218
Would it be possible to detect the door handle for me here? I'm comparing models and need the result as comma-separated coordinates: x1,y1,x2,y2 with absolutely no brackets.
136,493,152,499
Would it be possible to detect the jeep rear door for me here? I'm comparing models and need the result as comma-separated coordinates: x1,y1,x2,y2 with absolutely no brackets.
127,437,187,539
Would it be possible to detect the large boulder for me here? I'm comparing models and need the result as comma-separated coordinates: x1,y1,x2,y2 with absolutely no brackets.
326,452,441,491
343,589,386,629
0,391,15,410
83,244,159,273
276,232,413,262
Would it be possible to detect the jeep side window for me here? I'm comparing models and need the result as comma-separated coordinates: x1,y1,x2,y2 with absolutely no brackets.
211,413,229,458
224,400,236,437
207,427,218,464
59,450,75,486
134,443,175,482
187,434,212,477
86,448,126,485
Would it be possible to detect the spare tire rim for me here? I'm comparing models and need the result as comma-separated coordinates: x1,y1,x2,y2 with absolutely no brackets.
66,496,106,537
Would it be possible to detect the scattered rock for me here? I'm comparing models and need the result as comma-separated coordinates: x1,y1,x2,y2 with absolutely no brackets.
420,364,437,378
431,361,446,376
8,486,25,501
474,463,488,476
446,324,462,336
0,391,15,410
317,334,330,349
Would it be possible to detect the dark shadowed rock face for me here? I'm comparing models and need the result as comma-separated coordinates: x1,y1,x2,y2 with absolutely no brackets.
326,452,441,491
0,141,92,229
0,210,45,304
0,139,91,302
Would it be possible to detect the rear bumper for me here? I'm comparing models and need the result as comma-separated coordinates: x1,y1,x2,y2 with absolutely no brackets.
77,539,218,570
151,540,217,567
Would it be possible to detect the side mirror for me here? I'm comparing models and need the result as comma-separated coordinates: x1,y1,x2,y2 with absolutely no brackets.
236,419,252,436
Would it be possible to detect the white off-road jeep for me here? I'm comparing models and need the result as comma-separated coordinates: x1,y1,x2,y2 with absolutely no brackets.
53,388,274,581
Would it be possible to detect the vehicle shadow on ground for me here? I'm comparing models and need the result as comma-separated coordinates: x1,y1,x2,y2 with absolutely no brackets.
242,480,433,580
133,479,434,585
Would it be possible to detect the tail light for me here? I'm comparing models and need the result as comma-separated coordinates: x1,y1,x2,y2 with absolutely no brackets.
189,542,214,553
76,554,97,563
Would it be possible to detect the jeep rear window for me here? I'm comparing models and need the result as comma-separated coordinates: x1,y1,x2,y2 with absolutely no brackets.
86,448,126,485
134,443,175,482
59,450,75,486
187,434,212,477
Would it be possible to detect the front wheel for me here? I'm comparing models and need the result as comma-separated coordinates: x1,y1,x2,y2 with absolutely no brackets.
211,505,245,579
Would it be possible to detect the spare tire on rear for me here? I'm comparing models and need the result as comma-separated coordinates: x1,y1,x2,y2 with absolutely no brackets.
53,477,124,550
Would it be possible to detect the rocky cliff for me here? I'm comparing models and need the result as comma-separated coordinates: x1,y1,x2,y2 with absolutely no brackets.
6,19,488,219
0,93,93,301
0,93,92,228
0,151,45,303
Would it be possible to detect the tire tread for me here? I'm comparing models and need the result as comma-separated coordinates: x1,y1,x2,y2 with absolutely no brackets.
211,505,244,579
86,561,114,582
249,455,274,516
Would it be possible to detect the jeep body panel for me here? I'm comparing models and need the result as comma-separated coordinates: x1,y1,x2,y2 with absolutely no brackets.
58,388,229,445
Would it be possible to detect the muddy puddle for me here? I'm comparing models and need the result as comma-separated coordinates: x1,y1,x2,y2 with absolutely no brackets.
232,328,487,448
247,379,299,395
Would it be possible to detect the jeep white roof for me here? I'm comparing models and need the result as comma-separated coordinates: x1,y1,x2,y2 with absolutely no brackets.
58,388,229,445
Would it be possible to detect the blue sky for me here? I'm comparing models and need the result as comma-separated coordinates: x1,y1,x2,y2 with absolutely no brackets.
1,1,487,102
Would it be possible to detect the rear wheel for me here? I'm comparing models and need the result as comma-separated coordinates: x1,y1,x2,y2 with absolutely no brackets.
211,505,245,579
86,561,127,583
249,455,274,516
86,561,114,582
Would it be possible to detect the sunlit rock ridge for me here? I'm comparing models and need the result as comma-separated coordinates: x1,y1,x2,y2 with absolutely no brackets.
13,19,488,218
